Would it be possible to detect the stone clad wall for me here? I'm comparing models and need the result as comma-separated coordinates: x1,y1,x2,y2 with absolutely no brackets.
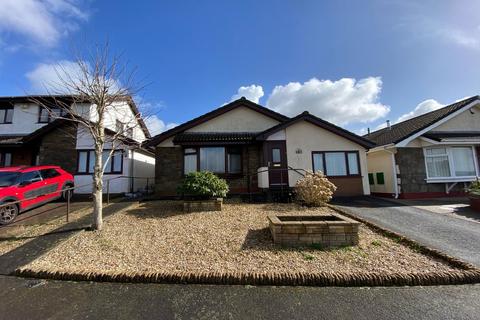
155,146,183,197
38,123,78,173
395,148,465,195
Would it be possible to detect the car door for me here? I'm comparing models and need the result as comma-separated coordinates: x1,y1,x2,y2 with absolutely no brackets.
16,170,44,209
39,169,62,201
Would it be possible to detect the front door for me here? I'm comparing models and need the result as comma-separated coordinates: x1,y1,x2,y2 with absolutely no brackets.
264,141,288,187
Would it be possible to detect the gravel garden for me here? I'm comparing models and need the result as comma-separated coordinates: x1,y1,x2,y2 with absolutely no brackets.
19,201,459,276
13,172,480,286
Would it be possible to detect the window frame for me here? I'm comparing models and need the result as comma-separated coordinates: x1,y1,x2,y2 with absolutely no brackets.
182,146,243,177
0,152,12,167
0,104,14,124
423,146,479,180
76,149,124,175
311,150,361,178
38,105,66,123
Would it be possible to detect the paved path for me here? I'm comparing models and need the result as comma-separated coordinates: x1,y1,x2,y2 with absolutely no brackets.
1,275,479,320
333,197,480,267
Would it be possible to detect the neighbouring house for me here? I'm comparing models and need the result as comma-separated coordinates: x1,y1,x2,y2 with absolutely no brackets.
0,95,155,194
366,95,480,199
147,97,374,197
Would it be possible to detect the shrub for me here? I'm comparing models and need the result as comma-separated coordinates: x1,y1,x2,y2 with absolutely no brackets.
177,171,229,199
468,179,480,196
295,171,336,206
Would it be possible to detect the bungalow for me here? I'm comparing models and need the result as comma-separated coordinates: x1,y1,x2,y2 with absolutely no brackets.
0,95,155,194
147,97,374,197
366,95,480,199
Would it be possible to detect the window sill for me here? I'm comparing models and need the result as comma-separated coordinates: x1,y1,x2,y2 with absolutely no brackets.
426,176,478,183
325,175,362,179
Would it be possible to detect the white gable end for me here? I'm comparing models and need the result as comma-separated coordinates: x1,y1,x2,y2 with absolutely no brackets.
431,104,480,132
186,106,280,133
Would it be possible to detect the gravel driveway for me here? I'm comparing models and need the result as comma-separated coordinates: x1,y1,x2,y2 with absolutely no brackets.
334,197,480,267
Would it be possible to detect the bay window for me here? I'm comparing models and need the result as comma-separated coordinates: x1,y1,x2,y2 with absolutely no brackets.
312,151,360,177
77,150,123,174
425,146,477,179
183,146,242,175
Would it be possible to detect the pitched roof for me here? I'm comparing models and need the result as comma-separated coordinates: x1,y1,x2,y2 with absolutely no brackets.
146,97,289,146
256,111,375,149
173,132,259,145
365,95,480,146
0,95,151,139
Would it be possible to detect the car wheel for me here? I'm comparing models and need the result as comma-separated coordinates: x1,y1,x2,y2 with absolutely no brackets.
0,203,18,225
62,185,74,201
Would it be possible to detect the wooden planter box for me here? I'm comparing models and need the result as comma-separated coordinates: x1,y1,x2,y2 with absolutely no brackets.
469,195,480,212
183,198,223,213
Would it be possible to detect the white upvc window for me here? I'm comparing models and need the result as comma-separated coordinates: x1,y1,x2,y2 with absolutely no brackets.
424,146,478,180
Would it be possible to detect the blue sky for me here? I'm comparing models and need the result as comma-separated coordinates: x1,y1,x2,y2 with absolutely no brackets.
0,0,479,136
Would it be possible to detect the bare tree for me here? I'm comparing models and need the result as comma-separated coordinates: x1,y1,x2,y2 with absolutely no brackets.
30,44,147,230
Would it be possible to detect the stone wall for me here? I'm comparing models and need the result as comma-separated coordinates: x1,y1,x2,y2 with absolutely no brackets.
395,147,465,196
268,214,360,247
38,123,78,173
155,146,184,197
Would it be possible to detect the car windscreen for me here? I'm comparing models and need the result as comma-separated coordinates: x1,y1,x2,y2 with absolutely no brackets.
0,172,19,187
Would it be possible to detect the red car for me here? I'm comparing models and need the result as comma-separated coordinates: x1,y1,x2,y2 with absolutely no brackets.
0,165,74,225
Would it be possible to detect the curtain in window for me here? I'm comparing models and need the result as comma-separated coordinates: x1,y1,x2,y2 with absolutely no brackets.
452,147,476,176
200,147,225,172
102,152,111,173
425,148,450,177
313,153,324,173
347,153,359,175
78,152,88,173
228,153,241,173
325,152,347,176
184,154,197,174
112,151,122,172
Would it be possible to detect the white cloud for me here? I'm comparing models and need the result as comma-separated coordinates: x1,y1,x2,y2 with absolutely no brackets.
144,115,177,136
26,60,84,93
437,28,479,50
26,60,123,94
0,0,88,47
231,85,264,103
395,99,444,123
266,77,390,126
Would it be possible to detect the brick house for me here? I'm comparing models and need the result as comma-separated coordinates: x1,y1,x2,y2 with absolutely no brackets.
366,95,480,199
0,95,155,194
147,97,374,197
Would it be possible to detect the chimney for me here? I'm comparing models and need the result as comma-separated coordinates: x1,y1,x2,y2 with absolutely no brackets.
367,128,370,135
386,120,391,130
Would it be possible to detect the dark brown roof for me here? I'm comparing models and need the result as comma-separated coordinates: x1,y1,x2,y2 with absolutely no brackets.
423,131,480,141
256,111,375,149
146,97,289,147
0,95,151,139
173,132,259,145
366,96,480,146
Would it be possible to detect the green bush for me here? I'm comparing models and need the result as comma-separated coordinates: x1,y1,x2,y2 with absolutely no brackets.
468,179,480,196
177,171,229,199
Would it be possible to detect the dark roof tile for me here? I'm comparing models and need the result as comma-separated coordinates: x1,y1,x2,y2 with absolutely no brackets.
365,96,479,146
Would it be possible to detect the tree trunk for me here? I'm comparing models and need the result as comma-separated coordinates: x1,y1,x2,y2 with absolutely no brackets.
92,136,104,230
